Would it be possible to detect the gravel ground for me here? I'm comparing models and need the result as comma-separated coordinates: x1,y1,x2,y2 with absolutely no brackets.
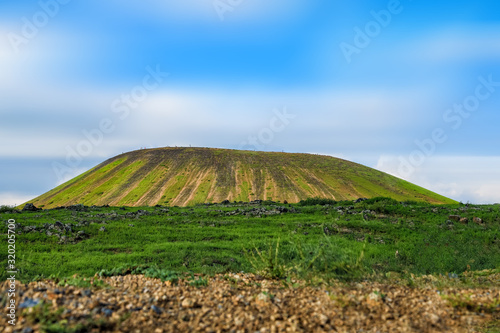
1,273,498,332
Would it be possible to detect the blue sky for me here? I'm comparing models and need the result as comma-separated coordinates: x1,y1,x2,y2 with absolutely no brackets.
1,0,500,205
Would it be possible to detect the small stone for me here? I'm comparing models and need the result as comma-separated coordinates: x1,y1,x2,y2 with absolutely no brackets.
428,313,440,325
318,313,328,325
181,298,195,308
151,305,163,314
102,308,113,317
367,292,381,306
19,298,40,309
256,292,269,306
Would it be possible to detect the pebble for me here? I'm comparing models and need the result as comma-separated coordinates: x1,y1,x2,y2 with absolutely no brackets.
102,308,113,317
1,273,497,332
181,298,195,308
151,305,163,314
19,298,40,309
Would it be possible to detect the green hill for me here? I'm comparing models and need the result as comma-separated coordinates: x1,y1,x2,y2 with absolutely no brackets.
27,147,456,208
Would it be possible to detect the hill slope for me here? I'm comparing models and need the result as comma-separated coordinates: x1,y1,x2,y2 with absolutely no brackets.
29,147,456,208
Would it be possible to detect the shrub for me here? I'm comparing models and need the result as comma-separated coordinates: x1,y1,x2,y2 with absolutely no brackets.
363,197,399,205
98,265,181,284
298,197,337,206
362,197,399,214
0,205,19,213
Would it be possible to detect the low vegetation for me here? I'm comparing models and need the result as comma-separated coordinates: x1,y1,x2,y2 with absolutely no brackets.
2,198,498,283
2,198,499,332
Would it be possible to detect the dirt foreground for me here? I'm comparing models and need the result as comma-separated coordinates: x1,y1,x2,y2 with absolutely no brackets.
1,273,499,333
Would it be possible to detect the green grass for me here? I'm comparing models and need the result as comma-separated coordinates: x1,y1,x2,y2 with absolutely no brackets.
291,170,315,196
118,164,169,204
160,174,189,205
192,175,213,205
2,199,498,283
80,160,144,205
30,158,128,208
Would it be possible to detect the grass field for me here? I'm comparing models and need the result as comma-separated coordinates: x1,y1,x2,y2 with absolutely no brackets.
2,198,498,283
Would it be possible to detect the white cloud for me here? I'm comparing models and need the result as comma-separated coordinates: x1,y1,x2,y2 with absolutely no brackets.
0,192,36,207
119,87,434,153
410,26,500,62
1,84,440,159
105,0,308,24
0,25,102,99
376,155,500,204
54,167,88,186
473,184,500,204
0,26,24,86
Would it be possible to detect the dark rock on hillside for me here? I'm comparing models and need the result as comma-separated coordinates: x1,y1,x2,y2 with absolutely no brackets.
17,220,94,244
22,203,41,212
448,215,461,222
3,220,21,230
124,210,151,218
323,226,334,235
23,226,38,233
76,231,89,240
67,204,88,211
220,205,296,218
